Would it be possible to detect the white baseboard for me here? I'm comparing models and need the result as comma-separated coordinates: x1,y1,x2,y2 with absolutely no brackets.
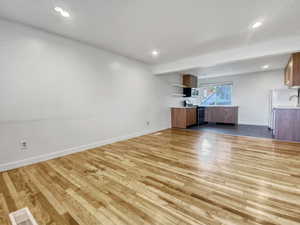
0,126,169,172
239,123,269,127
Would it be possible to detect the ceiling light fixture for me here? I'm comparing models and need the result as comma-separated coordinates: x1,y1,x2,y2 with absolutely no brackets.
151,50,160,57
61,11,70,18
262,65,270,69
54,6,63,13
252,21,263,29
54,6,70,18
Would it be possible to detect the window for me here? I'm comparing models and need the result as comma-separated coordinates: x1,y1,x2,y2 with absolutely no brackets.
192,83,232,105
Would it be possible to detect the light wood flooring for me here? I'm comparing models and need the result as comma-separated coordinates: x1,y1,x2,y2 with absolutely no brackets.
1,128,300,225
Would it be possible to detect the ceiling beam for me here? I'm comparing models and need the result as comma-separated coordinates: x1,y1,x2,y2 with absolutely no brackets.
151,35,300,75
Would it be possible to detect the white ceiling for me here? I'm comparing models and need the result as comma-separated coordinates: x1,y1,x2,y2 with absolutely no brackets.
0,0,300,67
185,54,290,79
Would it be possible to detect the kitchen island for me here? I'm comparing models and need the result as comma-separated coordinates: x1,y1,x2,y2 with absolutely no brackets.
273,107,300,142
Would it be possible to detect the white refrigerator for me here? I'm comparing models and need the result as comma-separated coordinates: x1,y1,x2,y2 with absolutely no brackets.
268,88,298,130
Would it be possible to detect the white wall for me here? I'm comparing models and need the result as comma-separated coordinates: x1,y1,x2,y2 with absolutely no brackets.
199,70,285,126
0,20,170,171
159,73,186,108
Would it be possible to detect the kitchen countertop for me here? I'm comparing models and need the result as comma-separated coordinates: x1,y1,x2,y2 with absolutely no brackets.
171,105,238,108
273,106,300,109
171,107,197,109
199,105,238,107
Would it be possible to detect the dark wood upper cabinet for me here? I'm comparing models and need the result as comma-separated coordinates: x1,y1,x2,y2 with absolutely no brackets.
182,74,197,88
285,53,300,87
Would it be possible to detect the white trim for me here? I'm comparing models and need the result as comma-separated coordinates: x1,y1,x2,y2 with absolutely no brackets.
0,126,169,172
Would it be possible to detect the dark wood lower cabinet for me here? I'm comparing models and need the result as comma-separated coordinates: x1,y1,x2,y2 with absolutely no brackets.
171,107,238,129
171,108,197,128
274,108,300,142
205,107,238,124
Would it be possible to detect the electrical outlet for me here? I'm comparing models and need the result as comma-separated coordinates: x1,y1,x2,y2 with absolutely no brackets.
20,140,28,150
146,121,150,126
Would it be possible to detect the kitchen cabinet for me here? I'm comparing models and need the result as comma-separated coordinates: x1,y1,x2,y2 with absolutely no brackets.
273,108,300,142
205,107,238,124
182,74,197,88
171,107,197,128
285,53,300,87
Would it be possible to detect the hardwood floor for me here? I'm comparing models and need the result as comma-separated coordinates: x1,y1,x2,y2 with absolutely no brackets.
1,128,300,225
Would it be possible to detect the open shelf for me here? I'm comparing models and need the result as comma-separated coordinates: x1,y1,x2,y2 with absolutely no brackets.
171,83,188,88
172,93,186,97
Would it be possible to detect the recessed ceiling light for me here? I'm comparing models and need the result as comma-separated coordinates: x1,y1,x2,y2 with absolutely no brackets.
61,11,70,18
54,6,70,18
262,65,270,69
252,21,263,29
151,50,160,57
54,7,63,13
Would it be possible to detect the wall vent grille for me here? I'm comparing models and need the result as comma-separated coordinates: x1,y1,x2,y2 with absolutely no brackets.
9,208,38,225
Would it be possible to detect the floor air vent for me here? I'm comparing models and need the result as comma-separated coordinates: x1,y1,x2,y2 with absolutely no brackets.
9,208,38,225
